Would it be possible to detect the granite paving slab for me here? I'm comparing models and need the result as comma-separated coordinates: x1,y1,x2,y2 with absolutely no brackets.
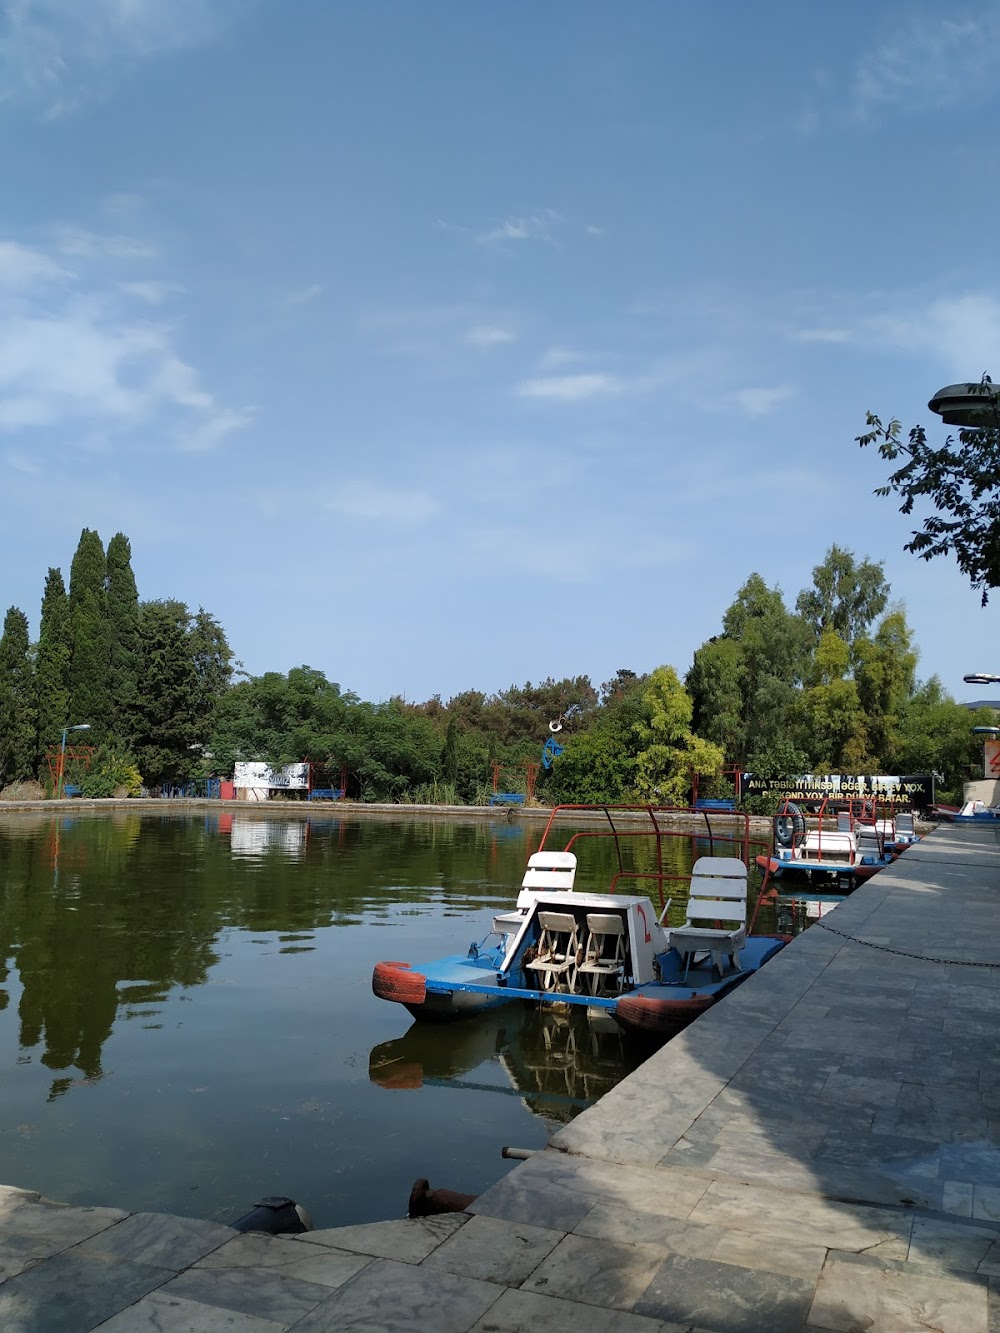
808,1251,989,1332
421,1214,562,1286
198,1233,371,1289
636,1252,815,1333
289,1257,503,1332
94,1290,288,1331
295,1214,467,1263
75,1211,236,1271
0,1249,168,1333
520,1232,662,1310
0,1202,127,1247
466,1287,672,1332
158,1264,331,1324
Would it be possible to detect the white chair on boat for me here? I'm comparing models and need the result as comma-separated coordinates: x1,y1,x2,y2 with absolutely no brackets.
856,826,882,860
521,851,578,892
526,911,581,992
667,857,748,981
576,913,626,996
895,812,915,837
837,811,852,832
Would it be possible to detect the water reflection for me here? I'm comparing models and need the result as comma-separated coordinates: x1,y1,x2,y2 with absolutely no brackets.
369,1007,644,1124
229,817,308,860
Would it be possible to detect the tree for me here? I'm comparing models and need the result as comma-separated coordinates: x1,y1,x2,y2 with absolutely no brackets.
187,608,234,740
633,666,724,804
35,568,71,761
858,407,1000,602
0,607,36,785
105,533,140,737
796,545,890,649
67,529,110,739
853,609,917,767
130,601,200,786
686,637,744,757
791,630,869,771
890,677,993,801
441,715,459,786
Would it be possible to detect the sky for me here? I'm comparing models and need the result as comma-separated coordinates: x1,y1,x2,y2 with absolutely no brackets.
2,1,1000,705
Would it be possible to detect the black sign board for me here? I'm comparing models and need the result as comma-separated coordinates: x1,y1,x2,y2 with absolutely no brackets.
738,773,934,809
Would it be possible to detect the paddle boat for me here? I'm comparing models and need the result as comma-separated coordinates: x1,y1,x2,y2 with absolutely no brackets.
373,804,788,1042
942,800,1000,824
754,798,895,889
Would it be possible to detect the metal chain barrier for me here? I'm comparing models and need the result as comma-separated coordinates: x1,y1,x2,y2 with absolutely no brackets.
813,920,1000,967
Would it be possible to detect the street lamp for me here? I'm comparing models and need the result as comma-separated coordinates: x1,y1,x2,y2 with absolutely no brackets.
57,723,91,800
928,378,1000,428
964,673,1000,685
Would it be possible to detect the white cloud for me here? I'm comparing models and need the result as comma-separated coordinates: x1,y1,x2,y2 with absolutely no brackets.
794,327,852,344
0,240,66,287
327,481,441,522
539,346,585,369
178,406,255,453
0,0,241,114
853,12,1000,115
2,450,40,474
120,280,181,305
54,227,157,260
477,210,561,246
514,372,624,402
463,324,515,349
0,227,250,450
732,385,794,416
282,283,323,308
869,293,1000,379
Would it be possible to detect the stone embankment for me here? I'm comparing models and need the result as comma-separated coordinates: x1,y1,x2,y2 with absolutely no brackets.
0,822,990,1329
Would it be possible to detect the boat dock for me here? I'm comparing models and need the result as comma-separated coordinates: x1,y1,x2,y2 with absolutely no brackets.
2,821,999,1330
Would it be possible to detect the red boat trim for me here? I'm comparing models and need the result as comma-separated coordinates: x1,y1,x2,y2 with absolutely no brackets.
373,960,427,1007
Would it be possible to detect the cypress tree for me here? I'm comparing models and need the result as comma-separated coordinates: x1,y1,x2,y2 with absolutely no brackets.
68,529,110,739
105,532,140,739
441,715,459,785
35,568,72,760
131,601,200,786
0,607,37,786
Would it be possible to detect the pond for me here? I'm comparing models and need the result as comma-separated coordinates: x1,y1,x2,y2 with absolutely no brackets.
0,809,793,1229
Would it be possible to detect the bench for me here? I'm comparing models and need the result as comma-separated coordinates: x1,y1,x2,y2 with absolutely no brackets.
489,792,526,806
308,789,343,801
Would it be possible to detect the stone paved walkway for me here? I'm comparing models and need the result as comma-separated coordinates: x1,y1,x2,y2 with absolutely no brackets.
2,822,999,1330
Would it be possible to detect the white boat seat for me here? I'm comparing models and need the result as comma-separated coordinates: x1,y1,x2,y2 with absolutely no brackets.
895,813,915,835
576,913,626,996
526,911,581,992
492,911,524,936
520,851,577,893
668,856,748,980
837,812,852,832
856,827,882,858
801,831,855,859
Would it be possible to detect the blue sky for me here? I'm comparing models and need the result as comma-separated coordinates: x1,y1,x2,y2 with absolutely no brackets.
2,1,1000,704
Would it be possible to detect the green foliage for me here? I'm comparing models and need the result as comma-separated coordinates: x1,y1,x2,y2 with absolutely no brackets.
891,678,992,801
78,749,143,798
633,666,725,804
858,406,1000,602
105,533,140,736
796,545,890,647
0,607,37,785
68,530,110,742
130,602,201,786
35,568,71,761
441,715,458,786
741,739,812,814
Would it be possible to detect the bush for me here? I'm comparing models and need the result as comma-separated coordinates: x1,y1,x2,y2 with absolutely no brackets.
0,779,46,801
78,751,143,799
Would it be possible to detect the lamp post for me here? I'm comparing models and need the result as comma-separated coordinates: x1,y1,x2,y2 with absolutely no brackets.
928,378,1000,428
964,673,1000,686
57,723,91,799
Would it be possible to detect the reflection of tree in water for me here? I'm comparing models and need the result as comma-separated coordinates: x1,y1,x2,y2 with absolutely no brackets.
0,815,221,1100
0,812,536,1102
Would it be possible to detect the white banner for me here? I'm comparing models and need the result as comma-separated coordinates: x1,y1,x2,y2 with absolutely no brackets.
233,761,309,790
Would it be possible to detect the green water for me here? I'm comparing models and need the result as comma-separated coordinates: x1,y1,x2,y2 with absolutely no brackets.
0,810,775,1228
